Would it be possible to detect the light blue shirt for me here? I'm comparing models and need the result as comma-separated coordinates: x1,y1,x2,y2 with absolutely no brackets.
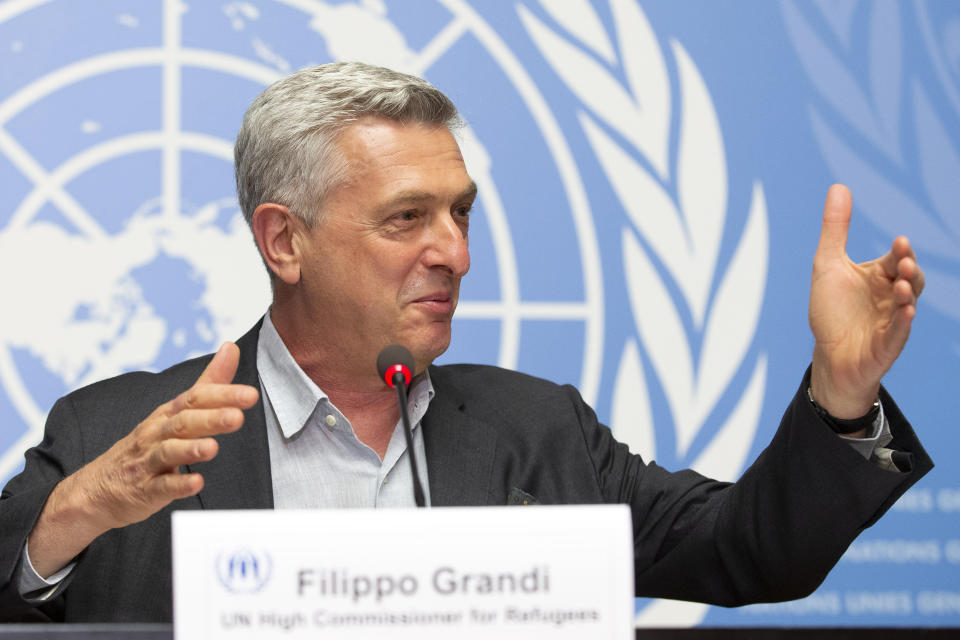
258,312,432,508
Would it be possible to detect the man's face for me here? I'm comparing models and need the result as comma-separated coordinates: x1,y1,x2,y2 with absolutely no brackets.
297,118,474,375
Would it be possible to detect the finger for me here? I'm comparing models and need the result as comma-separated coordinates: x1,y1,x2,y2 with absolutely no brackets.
816,184,853,261
896,250,925,297
147,437,219,472
196,342,241,386
170,383,258,414
878,248,899,280
909,261,925,297
893,278,916,306
879,236,915,279
881,302,916,359
893,235,916,258
881,245,925,298
161,407,245,440
150,344,250,421
895,256,924,294
147,471,205,502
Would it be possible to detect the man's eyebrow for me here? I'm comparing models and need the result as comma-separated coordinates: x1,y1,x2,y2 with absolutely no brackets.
379,181,478,209
459,181,478,202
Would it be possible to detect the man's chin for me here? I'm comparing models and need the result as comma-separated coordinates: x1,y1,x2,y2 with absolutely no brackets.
408,333,451,374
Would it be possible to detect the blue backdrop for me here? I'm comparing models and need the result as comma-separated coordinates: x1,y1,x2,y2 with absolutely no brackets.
0,0,957,627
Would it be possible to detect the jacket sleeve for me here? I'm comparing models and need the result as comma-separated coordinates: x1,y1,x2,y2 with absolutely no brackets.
573,369,933,606
0,396,88,621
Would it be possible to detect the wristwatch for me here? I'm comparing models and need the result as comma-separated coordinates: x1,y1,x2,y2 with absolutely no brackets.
807,387,881,435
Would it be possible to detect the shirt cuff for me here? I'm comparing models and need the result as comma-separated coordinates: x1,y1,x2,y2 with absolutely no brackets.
18,539,75,602
837,399,911,474
837,397,886,460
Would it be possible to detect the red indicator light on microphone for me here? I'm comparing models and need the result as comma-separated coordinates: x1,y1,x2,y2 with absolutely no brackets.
377,345,415,388
383,363,411,387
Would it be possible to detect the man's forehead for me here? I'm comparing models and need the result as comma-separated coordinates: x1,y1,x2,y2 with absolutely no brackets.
334,119,470,185
337,117,460,155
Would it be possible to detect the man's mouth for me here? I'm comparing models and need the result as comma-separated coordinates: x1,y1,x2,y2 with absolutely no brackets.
412,292,455,314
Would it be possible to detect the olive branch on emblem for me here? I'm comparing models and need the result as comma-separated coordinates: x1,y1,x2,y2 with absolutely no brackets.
519,0,770,626
520,0,769,476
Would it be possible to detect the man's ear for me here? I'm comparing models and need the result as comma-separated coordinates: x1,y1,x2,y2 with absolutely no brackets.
252,203,302,285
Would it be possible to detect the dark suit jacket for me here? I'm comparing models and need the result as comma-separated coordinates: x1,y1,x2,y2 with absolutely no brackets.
0,322,932,621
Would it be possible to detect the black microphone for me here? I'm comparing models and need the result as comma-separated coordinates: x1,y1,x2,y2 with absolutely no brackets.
376,345,426,507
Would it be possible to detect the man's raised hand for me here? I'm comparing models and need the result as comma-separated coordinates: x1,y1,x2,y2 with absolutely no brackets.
809,184,925,422
26,343,258,578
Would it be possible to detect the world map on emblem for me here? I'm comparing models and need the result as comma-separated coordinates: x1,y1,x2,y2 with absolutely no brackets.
0,0,600,484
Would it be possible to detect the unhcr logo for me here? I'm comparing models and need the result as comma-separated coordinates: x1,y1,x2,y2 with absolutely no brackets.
216,549,273,594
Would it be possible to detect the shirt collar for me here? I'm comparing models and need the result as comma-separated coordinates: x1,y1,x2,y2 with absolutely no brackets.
258,313,327,439
257,312,435,439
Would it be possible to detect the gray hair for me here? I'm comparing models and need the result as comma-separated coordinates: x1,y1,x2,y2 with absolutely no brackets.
234,61,462,228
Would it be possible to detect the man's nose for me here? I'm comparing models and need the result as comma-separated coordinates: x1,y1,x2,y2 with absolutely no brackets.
426,212,470,277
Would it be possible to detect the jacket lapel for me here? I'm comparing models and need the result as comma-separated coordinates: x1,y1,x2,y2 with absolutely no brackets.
423,369,498,506
192,320,274,510
189,330,499,509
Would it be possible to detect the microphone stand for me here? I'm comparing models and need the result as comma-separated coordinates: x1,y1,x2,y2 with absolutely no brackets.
392,371,426,508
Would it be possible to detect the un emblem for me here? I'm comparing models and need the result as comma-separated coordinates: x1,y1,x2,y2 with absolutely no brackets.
0,0,602,483
216,549,272,594
0,0,768,629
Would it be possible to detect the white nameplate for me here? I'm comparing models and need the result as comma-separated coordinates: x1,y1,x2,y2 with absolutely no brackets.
173,506,633,639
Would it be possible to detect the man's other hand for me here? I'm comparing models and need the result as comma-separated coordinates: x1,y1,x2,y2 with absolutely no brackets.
26,343,259,578
809,184,925,426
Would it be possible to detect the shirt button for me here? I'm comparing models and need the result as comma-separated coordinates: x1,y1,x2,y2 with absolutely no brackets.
325,414,336,427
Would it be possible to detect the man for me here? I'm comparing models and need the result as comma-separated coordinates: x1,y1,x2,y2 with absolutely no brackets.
0,62,930,621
